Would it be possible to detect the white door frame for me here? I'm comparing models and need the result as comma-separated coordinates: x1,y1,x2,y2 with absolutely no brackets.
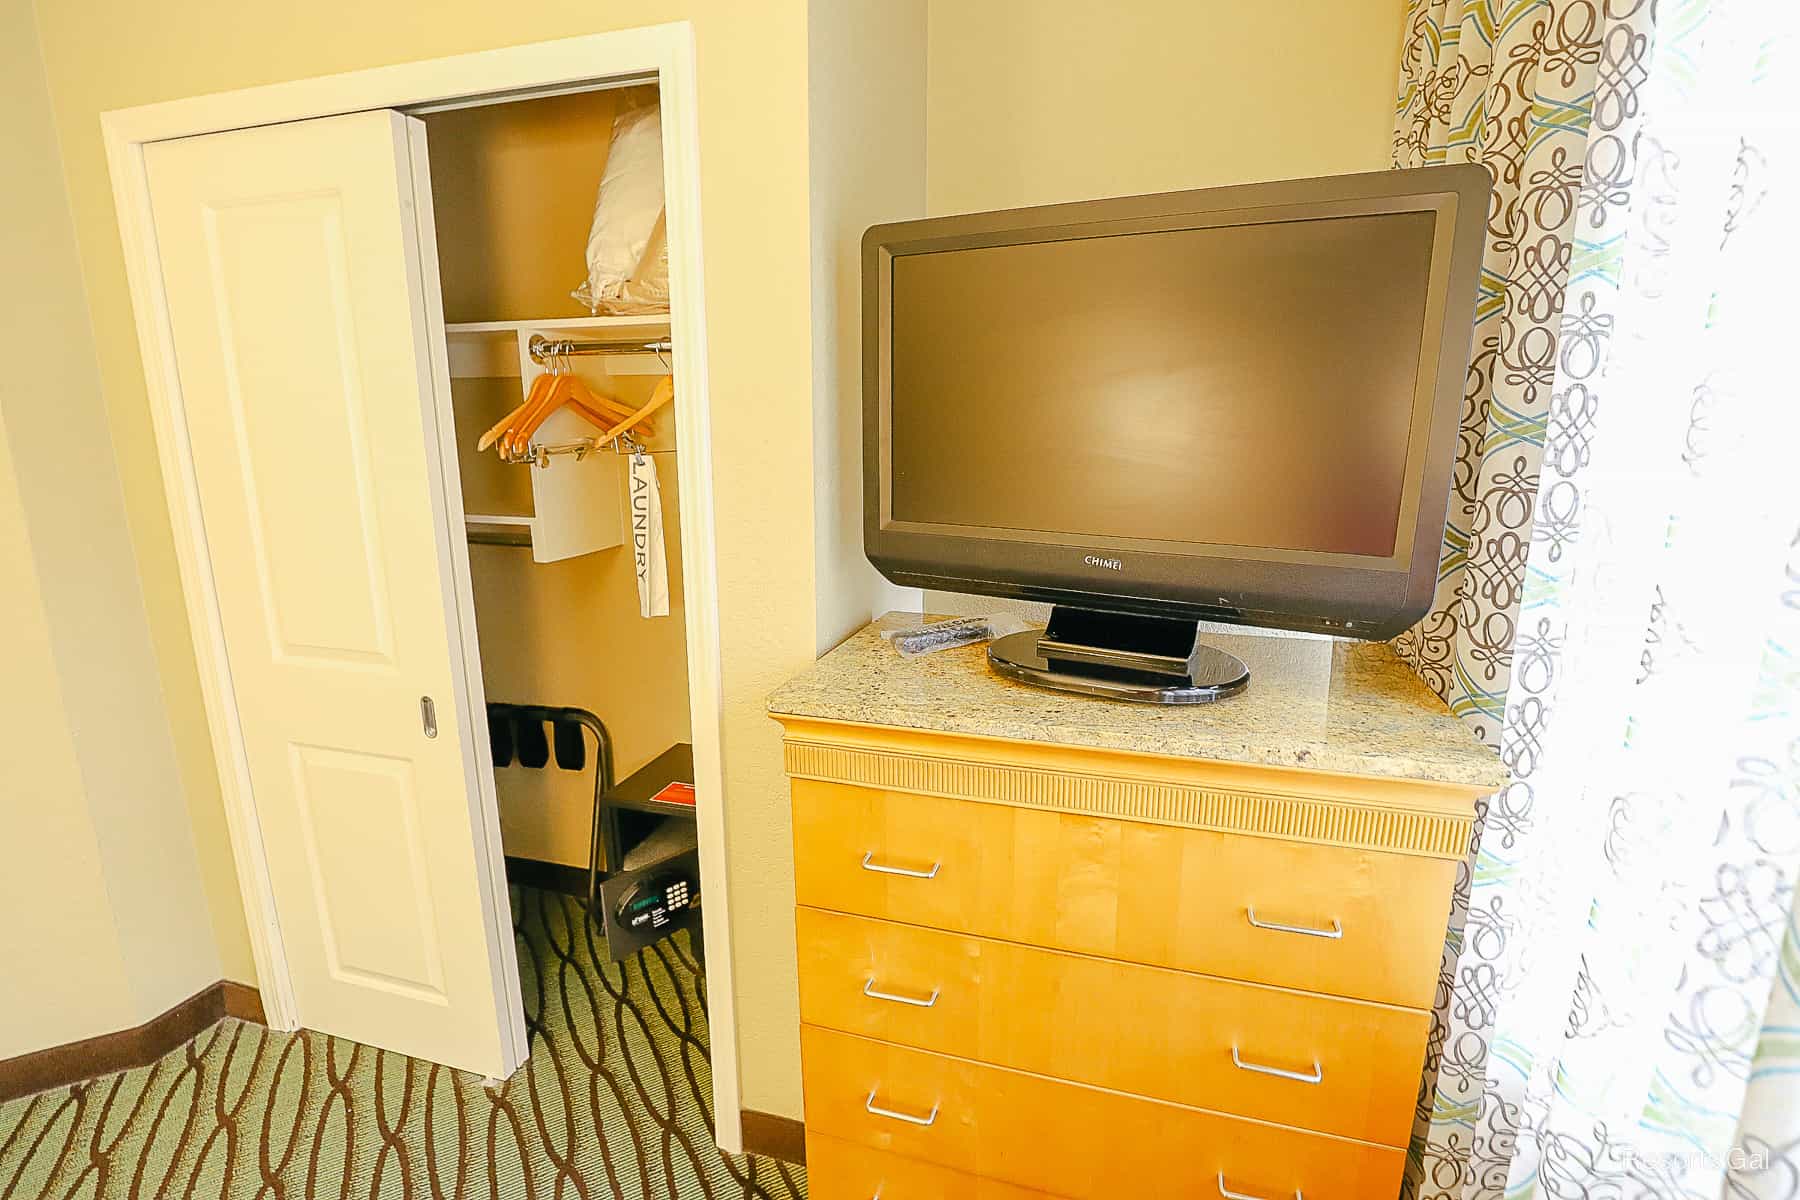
102,23,745,1150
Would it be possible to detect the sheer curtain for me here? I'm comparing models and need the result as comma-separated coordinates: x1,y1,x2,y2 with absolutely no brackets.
1393,2,1800,1197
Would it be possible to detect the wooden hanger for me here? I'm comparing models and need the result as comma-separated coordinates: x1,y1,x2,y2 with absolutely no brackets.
491,372,564,458
502,374,575,458
501,374,643,458
477,361,666,460
564,375,642,429
598,375,675,448
477,370,554,453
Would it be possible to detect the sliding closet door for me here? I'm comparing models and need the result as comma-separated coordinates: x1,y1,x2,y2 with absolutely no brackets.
144,111,523,1077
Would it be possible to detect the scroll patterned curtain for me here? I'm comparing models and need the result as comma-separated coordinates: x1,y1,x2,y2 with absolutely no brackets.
1393,2,1800,1198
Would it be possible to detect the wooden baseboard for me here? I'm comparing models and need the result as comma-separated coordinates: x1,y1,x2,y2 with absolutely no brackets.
221,980,266,1024
0,979,265,1102
505,854,590,898
740,1109,806,1165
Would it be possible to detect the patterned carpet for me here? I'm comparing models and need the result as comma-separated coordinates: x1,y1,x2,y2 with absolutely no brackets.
0,887,806,1200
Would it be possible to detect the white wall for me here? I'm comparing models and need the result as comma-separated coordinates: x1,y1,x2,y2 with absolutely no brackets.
921,0,1408,621
925,0,1405,216
0,0,225,1050
809,0,928,652
0,415,141,1058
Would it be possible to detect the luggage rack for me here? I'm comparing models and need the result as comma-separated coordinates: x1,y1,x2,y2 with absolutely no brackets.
487,702,699,962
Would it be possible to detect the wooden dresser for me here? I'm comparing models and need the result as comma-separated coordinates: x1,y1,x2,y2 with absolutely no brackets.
768,616,1504,1200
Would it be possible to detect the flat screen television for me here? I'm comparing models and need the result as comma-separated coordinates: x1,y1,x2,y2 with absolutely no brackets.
862,165,1490,703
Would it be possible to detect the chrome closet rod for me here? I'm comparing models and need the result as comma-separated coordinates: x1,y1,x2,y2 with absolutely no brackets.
528,333,673,362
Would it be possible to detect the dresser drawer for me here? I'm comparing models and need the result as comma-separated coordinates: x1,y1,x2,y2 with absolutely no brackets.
790,781,1455,1007
795,907,1426,1146
801,1025,1404,1200
807,1133,1062,1199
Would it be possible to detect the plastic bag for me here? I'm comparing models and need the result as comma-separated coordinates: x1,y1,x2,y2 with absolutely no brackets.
573,98,669,315
605,210,671,315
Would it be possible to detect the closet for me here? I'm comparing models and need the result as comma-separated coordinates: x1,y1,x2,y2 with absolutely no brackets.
422,89,701,942
135,67,715,1083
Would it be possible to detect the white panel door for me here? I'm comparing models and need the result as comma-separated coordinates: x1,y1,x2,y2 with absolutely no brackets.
145,111,523,1077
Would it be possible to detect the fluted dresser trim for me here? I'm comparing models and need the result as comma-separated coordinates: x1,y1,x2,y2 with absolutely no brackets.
781,732,1476,860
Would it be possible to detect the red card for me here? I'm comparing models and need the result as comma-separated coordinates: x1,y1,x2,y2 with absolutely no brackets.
652,781,697,807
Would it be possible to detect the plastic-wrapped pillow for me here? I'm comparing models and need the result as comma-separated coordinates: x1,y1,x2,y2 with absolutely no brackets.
573,99,668,314
604,209,671,315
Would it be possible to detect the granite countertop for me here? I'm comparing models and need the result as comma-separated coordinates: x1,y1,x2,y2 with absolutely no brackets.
767,612,1506,790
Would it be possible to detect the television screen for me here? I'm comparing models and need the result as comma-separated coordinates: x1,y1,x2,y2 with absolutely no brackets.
888,212,1436,561
863,165,1489,639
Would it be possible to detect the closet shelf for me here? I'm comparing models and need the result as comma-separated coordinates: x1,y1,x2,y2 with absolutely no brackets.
444,315,670,336
446,314,671,380
466,512,534,548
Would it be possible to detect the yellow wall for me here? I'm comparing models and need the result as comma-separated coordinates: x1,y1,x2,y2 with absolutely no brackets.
925,0,1403,215
0,0,225,1052
30,0,818,1115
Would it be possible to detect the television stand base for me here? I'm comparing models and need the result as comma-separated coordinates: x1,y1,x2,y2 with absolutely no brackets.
986,607,1249,705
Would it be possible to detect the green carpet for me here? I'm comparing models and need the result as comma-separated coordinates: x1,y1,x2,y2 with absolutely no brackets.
0,887,806,1199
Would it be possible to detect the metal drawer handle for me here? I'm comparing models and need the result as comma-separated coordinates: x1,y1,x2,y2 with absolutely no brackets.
1245,907,1342,939
865,1089,938,1127
1218,1173,1302,1200
1231,1046,1324,1084
864,978,941,1008
861,851,941,880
